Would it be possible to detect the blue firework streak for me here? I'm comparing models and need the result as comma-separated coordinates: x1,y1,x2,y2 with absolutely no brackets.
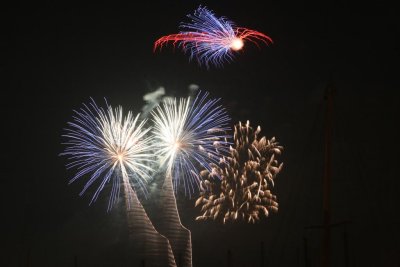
151,91,231,196
154,6,273,68
60,99,154,210
179,6,236,67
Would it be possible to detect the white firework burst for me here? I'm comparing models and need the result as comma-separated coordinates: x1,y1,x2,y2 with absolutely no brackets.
61,99,155,210
151,91,231,196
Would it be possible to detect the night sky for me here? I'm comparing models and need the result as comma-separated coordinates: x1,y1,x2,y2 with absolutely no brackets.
4,1,399,266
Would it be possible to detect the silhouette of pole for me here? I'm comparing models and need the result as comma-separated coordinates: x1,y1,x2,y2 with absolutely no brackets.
260,241,265,267
343,226,349,267
306,84,352,267
25,247,31,267
303,236,309,267
227,249,232,267
322,83,334,267
297,247,300,267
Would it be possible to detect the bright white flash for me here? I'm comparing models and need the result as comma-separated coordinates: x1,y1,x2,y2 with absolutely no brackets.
230,38,244,51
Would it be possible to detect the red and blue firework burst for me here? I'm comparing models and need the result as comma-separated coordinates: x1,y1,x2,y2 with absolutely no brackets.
154,6,273,68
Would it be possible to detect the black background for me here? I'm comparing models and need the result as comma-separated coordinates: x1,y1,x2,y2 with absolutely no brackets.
4,1,399,266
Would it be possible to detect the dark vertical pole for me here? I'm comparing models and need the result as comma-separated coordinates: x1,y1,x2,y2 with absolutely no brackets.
74,255,78,267
297,247,300,267
260,241,265,267
343,226,349,267
303,237,309,267
25,247,31,267
322,84,334,267
141,259,146,267
227,249,232,267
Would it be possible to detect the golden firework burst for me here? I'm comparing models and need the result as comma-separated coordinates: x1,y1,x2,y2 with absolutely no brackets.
195,121,283,223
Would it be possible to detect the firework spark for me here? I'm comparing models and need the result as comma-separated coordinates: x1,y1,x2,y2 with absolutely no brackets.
195,121,283,223
60,99,154,210
151,91,231,196
154,6,273,68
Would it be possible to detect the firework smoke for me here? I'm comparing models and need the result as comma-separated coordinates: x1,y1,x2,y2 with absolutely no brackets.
195,121,283,223
141,86,166,119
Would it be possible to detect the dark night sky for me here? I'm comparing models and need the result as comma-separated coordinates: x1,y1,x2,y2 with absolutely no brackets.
3,1,400,266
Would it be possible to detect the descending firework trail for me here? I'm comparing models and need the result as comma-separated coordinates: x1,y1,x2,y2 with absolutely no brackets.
196,121,283,224
150,91,231,267
154,6,273,68
123,174,177,267
61,99,177,266
149,171,193,267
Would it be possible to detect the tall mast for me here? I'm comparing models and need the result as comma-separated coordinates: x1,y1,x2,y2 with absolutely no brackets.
322,82,334,267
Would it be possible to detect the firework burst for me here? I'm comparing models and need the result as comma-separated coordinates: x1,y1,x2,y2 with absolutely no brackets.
60,99,154,210
195,121,283,223
151,91,231,196
154,6,273,68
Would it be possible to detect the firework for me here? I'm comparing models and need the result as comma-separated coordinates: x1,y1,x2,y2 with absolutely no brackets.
60,99,154,210
154,6,273,68
195,121,283,223
150,91,231,196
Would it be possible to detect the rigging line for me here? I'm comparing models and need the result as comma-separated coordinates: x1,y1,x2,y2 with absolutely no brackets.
275,91,326,266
